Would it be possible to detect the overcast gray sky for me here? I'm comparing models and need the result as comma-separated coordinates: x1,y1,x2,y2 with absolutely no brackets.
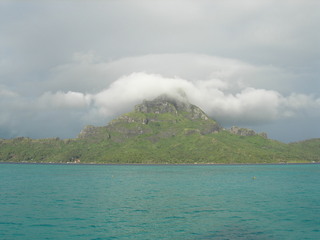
0,0,319,142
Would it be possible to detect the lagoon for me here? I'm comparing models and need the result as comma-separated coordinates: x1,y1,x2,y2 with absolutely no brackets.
1,163,319,239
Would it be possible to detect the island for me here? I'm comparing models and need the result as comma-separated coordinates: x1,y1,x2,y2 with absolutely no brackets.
1,95,319,164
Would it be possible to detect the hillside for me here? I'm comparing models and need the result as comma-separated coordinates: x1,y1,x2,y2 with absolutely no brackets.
0,95,319,164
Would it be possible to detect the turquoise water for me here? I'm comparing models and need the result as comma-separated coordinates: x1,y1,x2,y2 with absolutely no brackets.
0,164,319,240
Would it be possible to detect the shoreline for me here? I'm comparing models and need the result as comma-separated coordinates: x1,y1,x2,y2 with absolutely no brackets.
1,161,319,166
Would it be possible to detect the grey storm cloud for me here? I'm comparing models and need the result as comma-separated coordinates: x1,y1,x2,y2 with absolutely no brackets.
0,0,319,142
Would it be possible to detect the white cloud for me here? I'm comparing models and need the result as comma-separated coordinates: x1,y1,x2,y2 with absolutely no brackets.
284,93,317,110
0,62,319,140
205,87,282,124
81,71,319,126
38,91,92,109
90,72,194,118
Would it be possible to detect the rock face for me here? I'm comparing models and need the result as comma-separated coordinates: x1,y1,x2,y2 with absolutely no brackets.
229,126,268,138
134,94,209,120
78,125,110,139
78,125,97,138
79,94,222,141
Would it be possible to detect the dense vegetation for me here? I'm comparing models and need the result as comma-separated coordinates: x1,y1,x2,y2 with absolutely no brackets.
1,96,319,164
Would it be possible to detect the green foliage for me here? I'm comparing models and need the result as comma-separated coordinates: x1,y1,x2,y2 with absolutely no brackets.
1,102,320,164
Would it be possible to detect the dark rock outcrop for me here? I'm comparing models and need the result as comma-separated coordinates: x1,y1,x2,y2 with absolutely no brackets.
229,126,267,138
134,94,210,121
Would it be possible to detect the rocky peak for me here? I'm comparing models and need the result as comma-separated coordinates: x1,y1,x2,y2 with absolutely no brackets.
134,94,209,120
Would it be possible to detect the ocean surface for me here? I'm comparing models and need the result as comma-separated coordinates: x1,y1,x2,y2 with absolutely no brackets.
0,163,319,240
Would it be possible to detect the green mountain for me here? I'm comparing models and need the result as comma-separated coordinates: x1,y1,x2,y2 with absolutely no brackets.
1,95,319,164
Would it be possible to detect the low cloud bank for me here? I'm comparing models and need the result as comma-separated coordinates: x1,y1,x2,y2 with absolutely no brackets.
85,72,320,126
31,72,320,128
0,54,319,140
